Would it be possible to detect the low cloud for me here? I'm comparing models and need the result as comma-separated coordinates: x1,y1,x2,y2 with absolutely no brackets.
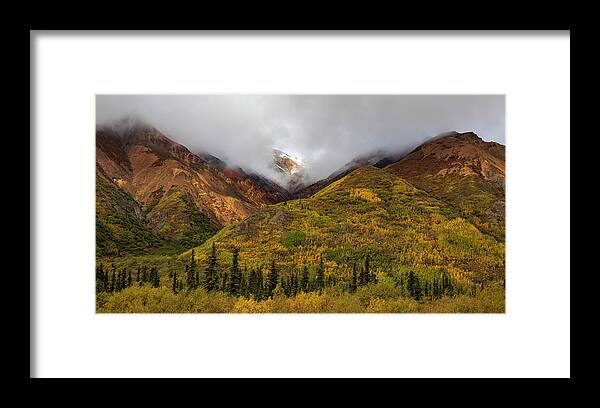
96,95,505,183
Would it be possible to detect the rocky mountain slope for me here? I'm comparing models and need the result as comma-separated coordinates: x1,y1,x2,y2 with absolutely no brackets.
96,120,290,256
385,131,505,240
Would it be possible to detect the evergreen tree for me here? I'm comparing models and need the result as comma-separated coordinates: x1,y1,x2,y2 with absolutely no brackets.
204,242,218,291
152,267,160,288
228,247,241,296
136,266,140,283
364,254,371,284
290,272,298,296
96,264,105,293
247,268,256,298
188,249,197,289
108,270,114,293
253,268,264,301
116,270,122,292
350,262,357,293
184,265,189,287
315,255,325,293
172,268,178,293
240,270,248,298
127,270,132,288
358,266,366,287
220,271,229,292
266,260,279,298
281,276,288,296
300,265,309,293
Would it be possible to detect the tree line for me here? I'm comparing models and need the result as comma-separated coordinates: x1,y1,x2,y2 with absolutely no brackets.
96,243,377,299
97,243,483,301
96,263,160,293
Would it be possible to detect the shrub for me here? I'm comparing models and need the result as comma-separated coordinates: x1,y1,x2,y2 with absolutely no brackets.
282,231,307,250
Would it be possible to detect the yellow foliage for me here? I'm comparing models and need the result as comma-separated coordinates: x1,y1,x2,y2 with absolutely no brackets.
283,292,324,312
349,188,381,203
233,297,273,313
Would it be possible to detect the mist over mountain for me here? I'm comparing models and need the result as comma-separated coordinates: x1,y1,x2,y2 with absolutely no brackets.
96,95,505,185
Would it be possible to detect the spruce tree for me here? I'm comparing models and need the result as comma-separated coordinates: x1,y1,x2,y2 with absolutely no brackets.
315,255,325,293
290,272,298,296
229,247,241,296
221,271,229,292
108,270,114,293
266,260,278,299
364,254,371,284
350,262,357,293
255,268,264,301
188,249,197,289
240,268,248,298
248,268,256,298
127,270,132,288
96,264,104,293
205,242,218,291
358,266,366,287
300,265,309,293
172,269,178,293
152,267,160,288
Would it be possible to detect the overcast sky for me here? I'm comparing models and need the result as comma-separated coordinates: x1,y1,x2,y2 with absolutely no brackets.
96,95,504,183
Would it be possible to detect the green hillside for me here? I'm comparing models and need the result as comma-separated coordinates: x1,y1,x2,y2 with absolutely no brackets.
96,175,219,257
392,173,505,242
185,165,504,286
146,188,219,250
96,174,165,257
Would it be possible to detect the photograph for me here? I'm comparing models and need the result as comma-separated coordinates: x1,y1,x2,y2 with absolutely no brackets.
95,95,506,313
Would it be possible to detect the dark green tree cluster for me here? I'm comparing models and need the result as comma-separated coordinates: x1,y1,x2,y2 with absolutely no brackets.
186,249,200,290
203,242,219,291
265,260,279,299
398,270,458,301
96,263,135,293
300,265,309,292
281,271,300,297
99,249,403,301
245,267,263,300
228,247,242,296
314,255,325,293
357,254,376,287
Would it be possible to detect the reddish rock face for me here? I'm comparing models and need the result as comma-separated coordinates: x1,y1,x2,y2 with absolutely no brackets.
96,124,289,227
386,132,505,183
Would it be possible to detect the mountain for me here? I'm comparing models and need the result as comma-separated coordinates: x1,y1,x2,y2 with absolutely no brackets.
97,126,506,313
96,120,290,256
293,149,406,199
271,149,307,193
186,165,504,285
385,131,505,240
